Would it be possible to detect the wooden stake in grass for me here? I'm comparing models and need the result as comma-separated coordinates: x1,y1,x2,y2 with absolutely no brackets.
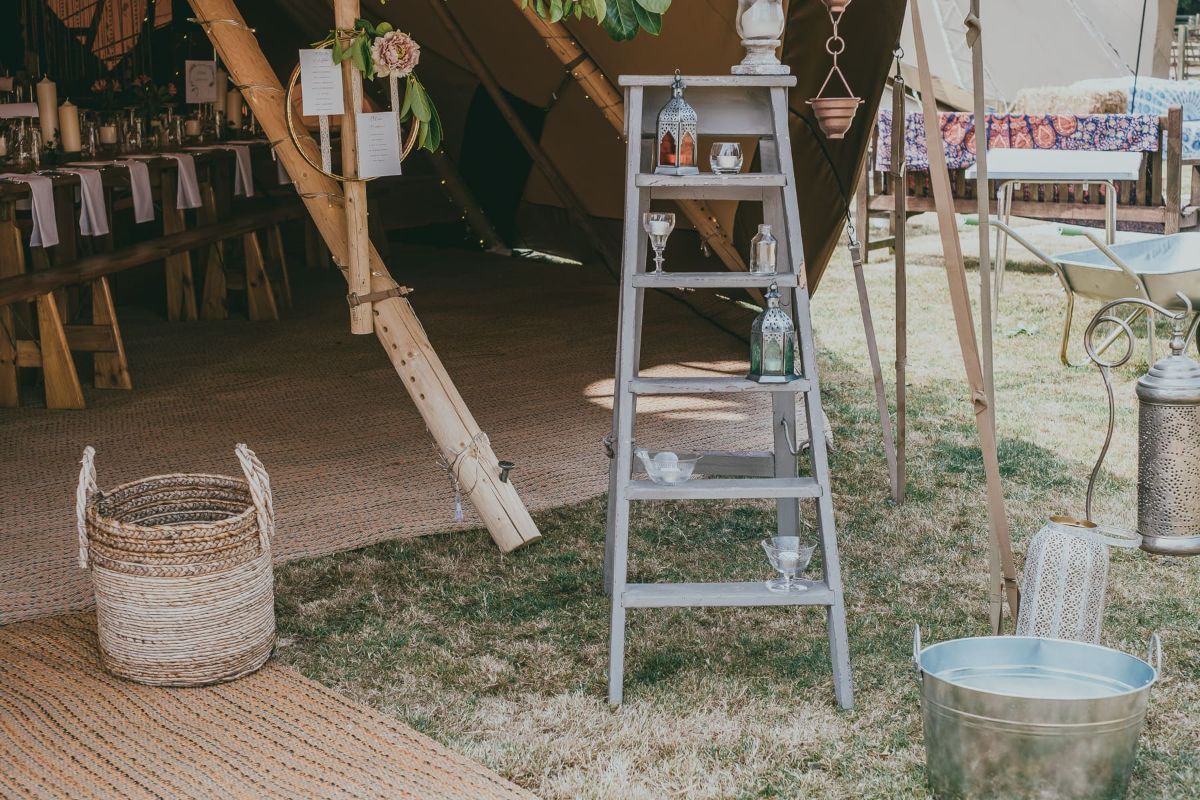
187,0,540,552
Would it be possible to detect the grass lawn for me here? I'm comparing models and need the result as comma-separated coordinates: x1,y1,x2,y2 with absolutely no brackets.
274,218,1200,799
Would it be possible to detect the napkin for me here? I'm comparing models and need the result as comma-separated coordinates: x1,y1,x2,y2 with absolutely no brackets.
0,173,58,247
228,144,255,197
58,168,109,237
114,159,154,223
160,153,202,210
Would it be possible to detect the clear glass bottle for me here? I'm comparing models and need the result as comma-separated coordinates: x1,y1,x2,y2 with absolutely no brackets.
750,224,777,274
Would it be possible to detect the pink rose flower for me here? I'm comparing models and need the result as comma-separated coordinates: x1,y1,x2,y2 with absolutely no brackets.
371,30,420,79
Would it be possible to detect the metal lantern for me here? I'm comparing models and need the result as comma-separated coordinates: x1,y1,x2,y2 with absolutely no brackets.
1086,295,1200,556
655,71,699,176
748,283,797,383
1015,516,1139,643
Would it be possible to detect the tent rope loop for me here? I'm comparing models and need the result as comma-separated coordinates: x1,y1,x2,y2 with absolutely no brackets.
436,431,493,523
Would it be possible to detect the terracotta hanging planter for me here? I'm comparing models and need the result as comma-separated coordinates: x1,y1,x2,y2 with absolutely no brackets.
808,6,862,140
808,95,863,139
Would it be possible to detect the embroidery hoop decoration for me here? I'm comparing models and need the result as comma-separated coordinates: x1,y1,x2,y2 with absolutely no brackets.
284,38,420,183
807,0,863,139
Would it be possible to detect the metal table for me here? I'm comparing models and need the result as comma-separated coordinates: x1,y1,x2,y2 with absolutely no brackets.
967,150,1144,311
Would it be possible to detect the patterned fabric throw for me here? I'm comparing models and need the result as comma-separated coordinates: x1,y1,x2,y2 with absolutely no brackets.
875,112,1162,172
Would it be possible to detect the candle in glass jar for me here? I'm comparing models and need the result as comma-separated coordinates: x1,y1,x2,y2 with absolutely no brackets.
226,89,244,129
58,100,81,152
36,76,58,146
184,119,201,137
647,219,672,237
777,550,800,571
99,124,118,145
0,134,7,157
716,155,740,170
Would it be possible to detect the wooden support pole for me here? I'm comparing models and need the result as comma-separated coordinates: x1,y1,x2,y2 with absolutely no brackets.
425,149,511,256
910,0,1018,631
509,0,751,278
968,1,994,410
188,0,540,552
336,0,374,334
892,71,907,505
1166,105,1182,235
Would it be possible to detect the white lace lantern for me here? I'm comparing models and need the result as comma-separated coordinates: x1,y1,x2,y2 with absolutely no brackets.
1016,516,1140,643
655,71,699,176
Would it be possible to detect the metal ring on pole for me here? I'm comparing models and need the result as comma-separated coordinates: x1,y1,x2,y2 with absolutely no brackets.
283,44,421,183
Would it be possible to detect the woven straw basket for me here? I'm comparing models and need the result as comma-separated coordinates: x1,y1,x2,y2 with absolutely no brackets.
76,444,276,687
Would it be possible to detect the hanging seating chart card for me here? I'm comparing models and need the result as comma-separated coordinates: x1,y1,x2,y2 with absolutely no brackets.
298,49,345,116
355,111,404,178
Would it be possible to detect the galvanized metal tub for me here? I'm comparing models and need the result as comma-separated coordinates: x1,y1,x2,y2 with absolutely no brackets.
914,629,1160,800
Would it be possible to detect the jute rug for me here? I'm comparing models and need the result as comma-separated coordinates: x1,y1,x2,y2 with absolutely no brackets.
0,248,797,623
0,613,536,799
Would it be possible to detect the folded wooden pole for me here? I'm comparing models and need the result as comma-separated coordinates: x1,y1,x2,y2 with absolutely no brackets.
187,0,540,552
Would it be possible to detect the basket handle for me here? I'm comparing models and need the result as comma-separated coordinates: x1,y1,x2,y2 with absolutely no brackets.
235,443,274,551
76,446,98,569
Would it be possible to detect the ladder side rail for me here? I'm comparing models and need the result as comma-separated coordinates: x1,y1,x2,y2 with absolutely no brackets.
607,85,648,704
768,87,854,710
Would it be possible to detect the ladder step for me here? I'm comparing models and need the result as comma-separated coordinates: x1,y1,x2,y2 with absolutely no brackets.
629,376,810,394
632,272,800,289
635,173,785,189
622,581,835,608
626,477,821,500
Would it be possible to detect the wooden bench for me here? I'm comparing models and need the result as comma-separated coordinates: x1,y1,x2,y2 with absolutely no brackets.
0,198,304,409
858,106,1195,258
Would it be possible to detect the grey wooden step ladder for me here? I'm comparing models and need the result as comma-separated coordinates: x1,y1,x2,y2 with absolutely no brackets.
603,74,853,709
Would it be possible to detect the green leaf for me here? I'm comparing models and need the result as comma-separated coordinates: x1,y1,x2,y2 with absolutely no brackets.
423,95,443,152
355,18,377,37
408,80,432,122
550,0,564,22
632,3,661,35
377,21,393,34
585,0,607,21
400,77,415,119
602,0,639,40
634,0,670,13
350,36,367,75
331,37,345,63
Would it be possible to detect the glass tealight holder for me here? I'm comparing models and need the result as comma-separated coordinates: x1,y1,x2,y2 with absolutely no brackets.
710,142,743,174
642,211,676,274
761,536,816,593
635,448,702,485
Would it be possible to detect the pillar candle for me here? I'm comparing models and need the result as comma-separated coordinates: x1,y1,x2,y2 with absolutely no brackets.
184,119,201,137
99,125,118,145
226,88,244,129
0,134,7,157
36,76,58,146
58,100,81,152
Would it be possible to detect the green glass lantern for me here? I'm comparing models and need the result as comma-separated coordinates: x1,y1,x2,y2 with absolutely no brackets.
749,283,797,383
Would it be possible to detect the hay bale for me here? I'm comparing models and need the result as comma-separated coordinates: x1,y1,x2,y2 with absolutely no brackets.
1008,86,1129,115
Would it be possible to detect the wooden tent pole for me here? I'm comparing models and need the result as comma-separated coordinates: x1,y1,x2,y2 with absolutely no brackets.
892,66,907,505
511,2,751,279
424,149,511,256
187,0,539,552
968,1,994,408
426,0,620,271
909,0,1019,630
335,0,374,333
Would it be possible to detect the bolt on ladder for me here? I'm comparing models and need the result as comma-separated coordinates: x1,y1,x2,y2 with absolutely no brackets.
603,74,852,709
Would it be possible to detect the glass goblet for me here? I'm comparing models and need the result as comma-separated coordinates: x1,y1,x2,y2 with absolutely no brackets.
761,536,816,593
642,211,676,274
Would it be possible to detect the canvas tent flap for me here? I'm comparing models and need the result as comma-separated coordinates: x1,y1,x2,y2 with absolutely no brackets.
902,0,1177,106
